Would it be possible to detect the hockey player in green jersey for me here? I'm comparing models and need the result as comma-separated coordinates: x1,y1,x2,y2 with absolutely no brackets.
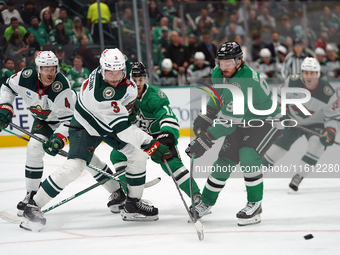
0,51,130,219
109,62,201,208
186,42,282,226
18,49,172,231
262,57,340,192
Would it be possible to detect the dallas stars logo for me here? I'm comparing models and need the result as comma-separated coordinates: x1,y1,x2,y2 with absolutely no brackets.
137,112,157,133
29,105,51,120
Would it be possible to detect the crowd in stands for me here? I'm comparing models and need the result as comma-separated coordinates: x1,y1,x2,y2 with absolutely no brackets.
1,0,340,88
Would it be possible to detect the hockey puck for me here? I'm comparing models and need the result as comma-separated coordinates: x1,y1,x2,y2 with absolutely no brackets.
304,234,313,240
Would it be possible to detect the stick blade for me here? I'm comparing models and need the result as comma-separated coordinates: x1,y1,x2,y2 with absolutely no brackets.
0,211,22,224
194,219,204,241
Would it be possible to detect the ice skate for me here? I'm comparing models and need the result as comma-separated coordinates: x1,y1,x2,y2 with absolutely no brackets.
289,174,304,192
190,199,212,220
107,187,126,213
17,191,37,217
20,199,46,232
236,201,262,226
121,197,158,221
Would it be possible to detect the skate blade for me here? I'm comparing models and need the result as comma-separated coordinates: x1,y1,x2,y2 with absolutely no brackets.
237,214,261,226
288,188,298,194
19,217,45,232
121,212,159,221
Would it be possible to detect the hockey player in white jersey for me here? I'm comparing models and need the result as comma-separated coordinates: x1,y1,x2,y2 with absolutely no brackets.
18,49,172,231
0,51,128,217
262,57,340,191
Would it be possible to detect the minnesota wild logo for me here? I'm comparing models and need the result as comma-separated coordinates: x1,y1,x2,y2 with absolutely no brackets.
103,87,115,99
29,105,51,120
22,69,33,78
52,81,63,92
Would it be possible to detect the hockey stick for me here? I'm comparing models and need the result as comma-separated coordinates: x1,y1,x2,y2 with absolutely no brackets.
190,153,199,221
163,159,204,241
294,124,340,146
3,128,30,142
7,122,161,188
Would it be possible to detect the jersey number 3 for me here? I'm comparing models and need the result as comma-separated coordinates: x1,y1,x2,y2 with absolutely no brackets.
111,102,120,113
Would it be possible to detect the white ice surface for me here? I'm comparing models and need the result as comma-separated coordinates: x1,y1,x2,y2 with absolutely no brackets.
0,137,339,255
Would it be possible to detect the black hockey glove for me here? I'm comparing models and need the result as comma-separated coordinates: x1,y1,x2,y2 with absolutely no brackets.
185,131,214,159
156,131,175,147
193,106,218,136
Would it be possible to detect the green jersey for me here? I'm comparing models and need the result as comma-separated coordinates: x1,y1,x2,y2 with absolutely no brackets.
1,68,15,83
134,83,180,142
66,67,91,89
208,64,281,139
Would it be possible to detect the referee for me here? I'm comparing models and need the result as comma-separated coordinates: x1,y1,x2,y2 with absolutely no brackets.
281,38,307,80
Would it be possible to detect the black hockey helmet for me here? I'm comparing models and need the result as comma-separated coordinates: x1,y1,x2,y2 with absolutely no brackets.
216,42,243,66
131,62,147,77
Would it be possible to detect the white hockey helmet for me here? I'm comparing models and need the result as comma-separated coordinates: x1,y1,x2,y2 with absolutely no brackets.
162,58,173,70
260,48,271,58
194,52,205,60
314,47,325,56
35,51,59,84
100,48,126,81
301,57,320,77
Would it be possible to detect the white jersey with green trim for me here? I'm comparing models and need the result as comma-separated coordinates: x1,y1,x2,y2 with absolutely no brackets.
279,74,340,130
0,67,75,137
74,68,138,137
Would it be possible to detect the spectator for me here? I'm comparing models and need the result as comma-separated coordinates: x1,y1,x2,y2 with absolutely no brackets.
257,6,276,43
294,17,317,48
325,44,340,78
49,20,71,46
315,31,329,53
187,51,211,84
247,9,261,35
186,34,198,64
164,30,190,85
320,6,340,38
1,0,23,25
214,9,229,34
66,55,90,90
157,26,170,54
266,31,287,59
15,59,26,72
281,37,307,80
153,58,178,86
149,0,163,27
153,17,171,43
87,0,111,44
4,17,27,41
251,31,266,62
225,22,245,39
161,0,177,23
55,8,74,32
73,16,93,45
315,47,327,77
20,0,40,25
22,31,40,56
3,31,28,60
255,48,279,80
27,16,50,47
55,46,72,74
196,31,217,68
140,33,163,70
76,35,97,72
39,9,54,34
40,2,60,22
0,58,15,85
195,6,214,31
173,18,194,41
277,15,295,41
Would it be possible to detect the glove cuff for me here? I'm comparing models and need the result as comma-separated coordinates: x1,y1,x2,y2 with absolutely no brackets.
0,104,14,118
143,140,161,156
56,133,67,148
325,127,336,140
